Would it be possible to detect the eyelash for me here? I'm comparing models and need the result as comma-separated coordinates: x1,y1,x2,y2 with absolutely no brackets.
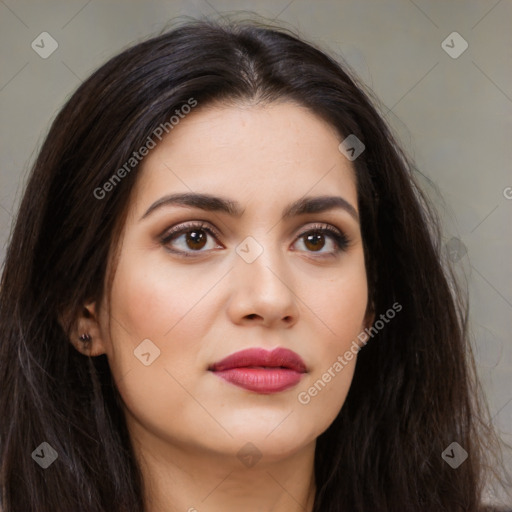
159,221,351,259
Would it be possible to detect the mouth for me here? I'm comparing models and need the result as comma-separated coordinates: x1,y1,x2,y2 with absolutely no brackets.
208,347,307,394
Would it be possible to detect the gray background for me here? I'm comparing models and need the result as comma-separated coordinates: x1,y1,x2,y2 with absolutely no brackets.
0,0,511,504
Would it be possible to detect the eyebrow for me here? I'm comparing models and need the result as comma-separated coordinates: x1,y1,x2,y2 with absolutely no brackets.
139,192,359,223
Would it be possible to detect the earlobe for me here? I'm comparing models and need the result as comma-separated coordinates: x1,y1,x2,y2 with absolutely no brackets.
67,302,108,357
75,331,106,357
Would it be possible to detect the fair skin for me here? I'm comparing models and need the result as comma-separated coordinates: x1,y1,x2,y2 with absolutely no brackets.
72,102,373,512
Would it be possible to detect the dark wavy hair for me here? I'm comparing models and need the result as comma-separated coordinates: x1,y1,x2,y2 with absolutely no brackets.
0,16,508,512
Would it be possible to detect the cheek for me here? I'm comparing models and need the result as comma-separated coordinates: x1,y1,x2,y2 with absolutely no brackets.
103,244,227,383
293,253,368,436
306,251,369,345
107,248,223,346
102,252,221,441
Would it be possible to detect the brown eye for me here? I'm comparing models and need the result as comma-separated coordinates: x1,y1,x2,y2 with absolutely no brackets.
184,229,208,250
294,225,350,257
303,232,326,251
160,222,223,256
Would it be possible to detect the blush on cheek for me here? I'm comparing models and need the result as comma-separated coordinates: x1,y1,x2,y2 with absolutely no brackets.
110,258,193,338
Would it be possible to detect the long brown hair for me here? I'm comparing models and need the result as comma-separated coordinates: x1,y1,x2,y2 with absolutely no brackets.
0,16,508,512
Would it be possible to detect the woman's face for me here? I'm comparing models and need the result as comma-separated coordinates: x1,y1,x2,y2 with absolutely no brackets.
94,102,370,462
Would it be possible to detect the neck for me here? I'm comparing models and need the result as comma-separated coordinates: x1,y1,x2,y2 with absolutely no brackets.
128,421,317,512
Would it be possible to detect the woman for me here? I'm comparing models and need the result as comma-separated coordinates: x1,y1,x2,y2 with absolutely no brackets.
0,17,509,512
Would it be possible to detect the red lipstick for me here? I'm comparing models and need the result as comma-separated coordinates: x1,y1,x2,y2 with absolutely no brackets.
208,348,307,394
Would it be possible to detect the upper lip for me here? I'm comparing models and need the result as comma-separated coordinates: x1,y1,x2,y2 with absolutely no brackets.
208,347,307,373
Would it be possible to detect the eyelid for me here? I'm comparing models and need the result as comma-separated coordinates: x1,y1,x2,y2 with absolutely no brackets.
297,222,346,237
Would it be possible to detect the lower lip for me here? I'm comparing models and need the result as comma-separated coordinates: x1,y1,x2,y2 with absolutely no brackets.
211,368,304,394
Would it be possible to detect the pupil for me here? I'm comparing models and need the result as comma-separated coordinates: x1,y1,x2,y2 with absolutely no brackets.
305,233,324,251
186,230,207,250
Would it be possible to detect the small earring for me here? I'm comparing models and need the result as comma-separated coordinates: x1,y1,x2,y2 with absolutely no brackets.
79,333,92,343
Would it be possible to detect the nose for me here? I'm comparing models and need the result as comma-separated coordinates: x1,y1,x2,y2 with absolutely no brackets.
226,244,300,329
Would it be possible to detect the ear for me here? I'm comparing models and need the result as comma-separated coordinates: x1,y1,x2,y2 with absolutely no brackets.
65,302,108,357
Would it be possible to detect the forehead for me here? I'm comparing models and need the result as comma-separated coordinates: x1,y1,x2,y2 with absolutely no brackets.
131,102,358,216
